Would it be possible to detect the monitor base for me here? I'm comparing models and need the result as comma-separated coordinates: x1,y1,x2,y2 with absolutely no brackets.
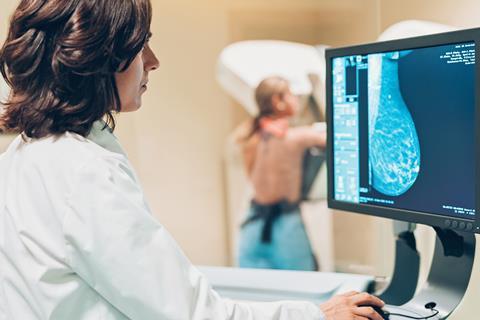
381,226,475,319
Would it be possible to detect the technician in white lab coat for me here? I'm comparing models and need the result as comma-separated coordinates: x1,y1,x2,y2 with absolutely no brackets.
0,0,385,319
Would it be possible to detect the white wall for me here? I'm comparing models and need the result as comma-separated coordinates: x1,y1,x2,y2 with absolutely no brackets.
380,0,480,30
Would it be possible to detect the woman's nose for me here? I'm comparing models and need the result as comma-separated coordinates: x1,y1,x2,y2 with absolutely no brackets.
144,45,160,71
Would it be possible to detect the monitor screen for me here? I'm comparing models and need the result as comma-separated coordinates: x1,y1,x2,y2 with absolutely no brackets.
326,29,480,232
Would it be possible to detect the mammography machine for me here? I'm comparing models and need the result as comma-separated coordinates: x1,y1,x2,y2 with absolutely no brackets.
218,39,335,271
214,40,374,301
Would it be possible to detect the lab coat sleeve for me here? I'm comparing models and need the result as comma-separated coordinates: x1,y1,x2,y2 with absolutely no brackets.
62,155,325,320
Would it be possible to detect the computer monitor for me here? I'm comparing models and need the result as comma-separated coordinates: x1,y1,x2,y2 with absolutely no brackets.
326,28,480,234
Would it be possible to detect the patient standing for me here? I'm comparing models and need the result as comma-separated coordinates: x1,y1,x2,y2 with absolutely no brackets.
237,76,326,271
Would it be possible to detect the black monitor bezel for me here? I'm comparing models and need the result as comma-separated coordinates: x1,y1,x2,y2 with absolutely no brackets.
326,27,480,234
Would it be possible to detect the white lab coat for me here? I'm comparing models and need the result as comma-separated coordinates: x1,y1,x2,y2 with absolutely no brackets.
0,121,325,320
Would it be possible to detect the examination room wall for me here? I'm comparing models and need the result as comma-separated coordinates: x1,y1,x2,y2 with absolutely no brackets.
380,0,480,30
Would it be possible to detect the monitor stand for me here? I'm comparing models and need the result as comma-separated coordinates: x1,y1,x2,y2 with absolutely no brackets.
378,228,420,305
381,226,476,319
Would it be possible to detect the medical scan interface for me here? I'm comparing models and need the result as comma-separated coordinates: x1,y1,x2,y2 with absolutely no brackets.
332,41,476,219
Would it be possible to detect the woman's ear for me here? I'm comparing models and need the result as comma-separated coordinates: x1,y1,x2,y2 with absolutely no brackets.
271,94,285,111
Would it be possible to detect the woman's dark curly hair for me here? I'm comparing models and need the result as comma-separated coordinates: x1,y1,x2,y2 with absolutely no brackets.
0,0,152,138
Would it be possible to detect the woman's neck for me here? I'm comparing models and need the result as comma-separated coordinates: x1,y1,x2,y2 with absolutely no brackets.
259,117,289,138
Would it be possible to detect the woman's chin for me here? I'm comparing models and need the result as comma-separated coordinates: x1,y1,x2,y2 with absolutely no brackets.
120,101,142,113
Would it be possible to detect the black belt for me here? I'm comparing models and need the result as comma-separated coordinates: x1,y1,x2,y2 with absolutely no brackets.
241,200,300,244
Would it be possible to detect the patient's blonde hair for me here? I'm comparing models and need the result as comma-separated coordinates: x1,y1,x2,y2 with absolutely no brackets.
248,76,289,138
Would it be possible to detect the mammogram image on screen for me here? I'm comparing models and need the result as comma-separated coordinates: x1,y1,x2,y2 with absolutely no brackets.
332,42,476,219
368,51,420,197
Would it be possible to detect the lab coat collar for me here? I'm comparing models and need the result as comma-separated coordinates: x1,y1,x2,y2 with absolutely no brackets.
7,120,125,157
87,120,127,157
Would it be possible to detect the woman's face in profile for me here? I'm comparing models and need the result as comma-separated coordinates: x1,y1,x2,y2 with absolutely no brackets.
115,43,160,112
272,89,298,117
282,90,299,116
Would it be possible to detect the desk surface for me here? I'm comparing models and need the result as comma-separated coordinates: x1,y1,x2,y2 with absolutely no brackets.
199,266,374,304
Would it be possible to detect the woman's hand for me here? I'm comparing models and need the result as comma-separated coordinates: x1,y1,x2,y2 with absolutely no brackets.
320,291,385,320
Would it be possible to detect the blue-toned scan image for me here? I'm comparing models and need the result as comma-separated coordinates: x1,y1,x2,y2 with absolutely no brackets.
368,51,420,196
